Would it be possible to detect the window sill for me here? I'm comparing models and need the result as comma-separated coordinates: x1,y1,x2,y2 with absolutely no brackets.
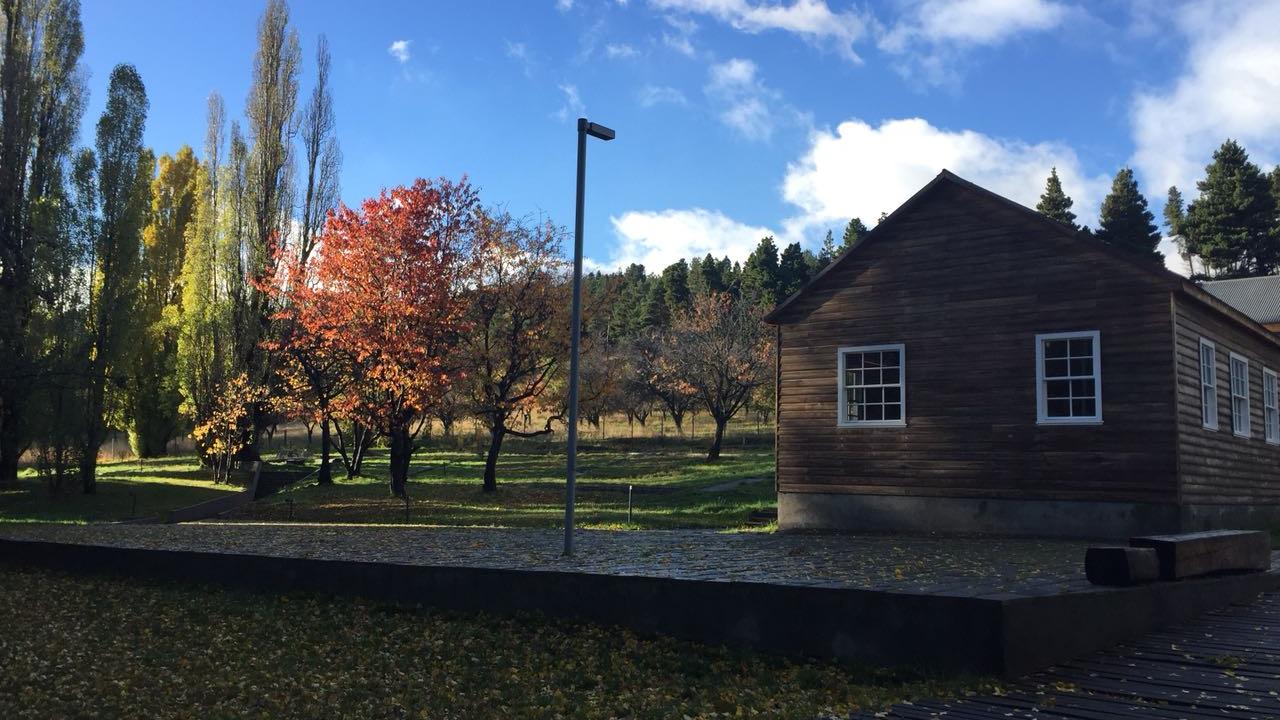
837,421,907,429
1035,418,1103,426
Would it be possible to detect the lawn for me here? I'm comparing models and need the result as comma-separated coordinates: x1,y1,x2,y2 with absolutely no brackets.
0,564,992,719
0,458,239,524
1,435,777,530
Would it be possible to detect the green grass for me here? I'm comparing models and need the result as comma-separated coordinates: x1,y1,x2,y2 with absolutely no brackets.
0,458,239,524
233,439,777,530
0,564,992,719
1,436,776,530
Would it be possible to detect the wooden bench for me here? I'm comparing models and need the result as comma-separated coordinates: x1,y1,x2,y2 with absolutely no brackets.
1085,546,1160,586
1129,530,1271,581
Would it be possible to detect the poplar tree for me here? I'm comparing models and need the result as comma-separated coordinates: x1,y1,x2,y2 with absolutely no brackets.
78,64,151,493
1096,168,1163,264
1183,140,1277,278
0,0,87,485
126,146,198,457
1036,167,1078,228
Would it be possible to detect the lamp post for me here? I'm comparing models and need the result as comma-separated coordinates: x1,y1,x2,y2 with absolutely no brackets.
565,117,615,556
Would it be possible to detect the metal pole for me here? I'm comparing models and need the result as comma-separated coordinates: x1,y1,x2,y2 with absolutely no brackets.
565,119,588,556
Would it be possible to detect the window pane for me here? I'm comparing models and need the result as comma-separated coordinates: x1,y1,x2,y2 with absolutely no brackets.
845,353,863,369
864,369,881,385
884,404,901,420
884,387,901,403
881,350,899,367
1047,399,1071,417
866,404,883,421
1044,359,1069,378
863,353,882,369
1072,398,1096,417
1046,380,1071,399
866,387,883,404
1070,379,1095,397
1045,340,1069,358
1069,338,1093,357
845,369,858,386
882,367,900,384
1069,358,1093,376
854,388,864,404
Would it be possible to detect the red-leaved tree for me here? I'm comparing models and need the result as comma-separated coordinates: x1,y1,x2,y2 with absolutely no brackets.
288,177,479,497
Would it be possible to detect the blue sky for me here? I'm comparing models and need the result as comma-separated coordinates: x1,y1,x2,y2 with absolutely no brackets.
80,1,1280,274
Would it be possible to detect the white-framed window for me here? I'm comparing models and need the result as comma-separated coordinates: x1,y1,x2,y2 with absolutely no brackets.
1230,352,1251,438
1200,338,1218,430
837,344,905,427
1035,330,1101,424
1264,367,1279,445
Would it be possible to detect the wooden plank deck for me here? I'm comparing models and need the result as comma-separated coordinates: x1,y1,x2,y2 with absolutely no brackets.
860,590,1280,719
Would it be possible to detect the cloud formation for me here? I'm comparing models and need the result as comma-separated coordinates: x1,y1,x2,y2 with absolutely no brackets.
650,0,869,61
1130,0,1280,198
638,84,688,107
387,40,411,64
554,84,586,122
604,208,777,271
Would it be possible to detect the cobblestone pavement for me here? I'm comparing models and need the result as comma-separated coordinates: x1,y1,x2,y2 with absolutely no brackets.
0,523,1094,598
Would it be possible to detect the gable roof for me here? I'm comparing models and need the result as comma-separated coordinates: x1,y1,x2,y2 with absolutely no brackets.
1201,275,1280,325
763,169,1280,350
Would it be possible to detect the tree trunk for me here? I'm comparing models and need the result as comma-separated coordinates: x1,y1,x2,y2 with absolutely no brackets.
388,425,411,498
317,418,332,485
706,416,728,461
79,379,106,494
0,400,20,485
482,424,505,493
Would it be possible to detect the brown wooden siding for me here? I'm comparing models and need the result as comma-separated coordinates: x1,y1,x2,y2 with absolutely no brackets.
775,182,1179,504
1173,294,1280,505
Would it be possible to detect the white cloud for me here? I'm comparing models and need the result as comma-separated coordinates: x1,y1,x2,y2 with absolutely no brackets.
554,84,586,122
704,58,805,141
556,0,574,11
881,0,1068,50
650,0,869,61
598,208,776,271
1130,0,1280,200
638,84,688,107
780,117,1109,237
387,40,411,64
662,15,698,56
605,43,639,59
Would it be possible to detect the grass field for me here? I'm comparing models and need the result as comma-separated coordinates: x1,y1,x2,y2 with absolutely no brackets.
1,432,777,530
0,565,991,719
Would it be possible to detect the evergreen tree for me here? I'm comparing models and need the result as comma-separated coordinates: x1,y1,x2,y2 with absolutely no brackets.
1036,167,1078,228
1184,140,1278,278
1163,186,1196,276
689,253,731,297
741,236,780,306
777,242,810,300
660,259,691,315
1096,168,1163,263
841,217,868,252
817,229,838,266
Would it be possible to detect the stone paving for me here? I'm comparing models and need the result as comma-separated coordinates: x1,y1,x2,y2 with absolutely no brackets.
0,523,1094,598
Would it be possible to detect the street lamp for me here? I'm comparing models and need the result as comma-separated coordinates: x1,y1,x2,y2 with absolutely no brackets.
565,117,615,556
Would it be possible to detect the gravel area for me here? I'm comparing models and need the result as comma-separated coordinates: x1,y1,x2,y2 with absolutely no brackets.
0,523,1094,598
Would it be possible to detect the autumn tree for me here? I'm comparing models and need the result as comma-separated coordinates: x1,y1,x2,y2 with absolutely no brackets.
462,212,570,492
0,0,87,485
76,64,152,493
633,330,696,433
126,145,198,457
1036,167,1078,228
664,292,773,460
300,178,479,498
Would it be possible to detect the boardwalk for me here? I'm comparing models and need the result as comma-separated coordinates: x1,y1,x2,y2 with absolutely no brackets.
861,590,1280,719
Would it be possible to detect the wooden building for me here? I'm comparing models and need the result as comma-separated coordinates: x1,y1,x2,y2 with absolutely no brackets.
765,170,1280,537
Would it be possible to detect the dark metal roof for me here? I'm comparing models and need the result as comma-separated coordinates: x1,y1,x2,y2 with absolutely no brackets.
1201,275,1280,325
